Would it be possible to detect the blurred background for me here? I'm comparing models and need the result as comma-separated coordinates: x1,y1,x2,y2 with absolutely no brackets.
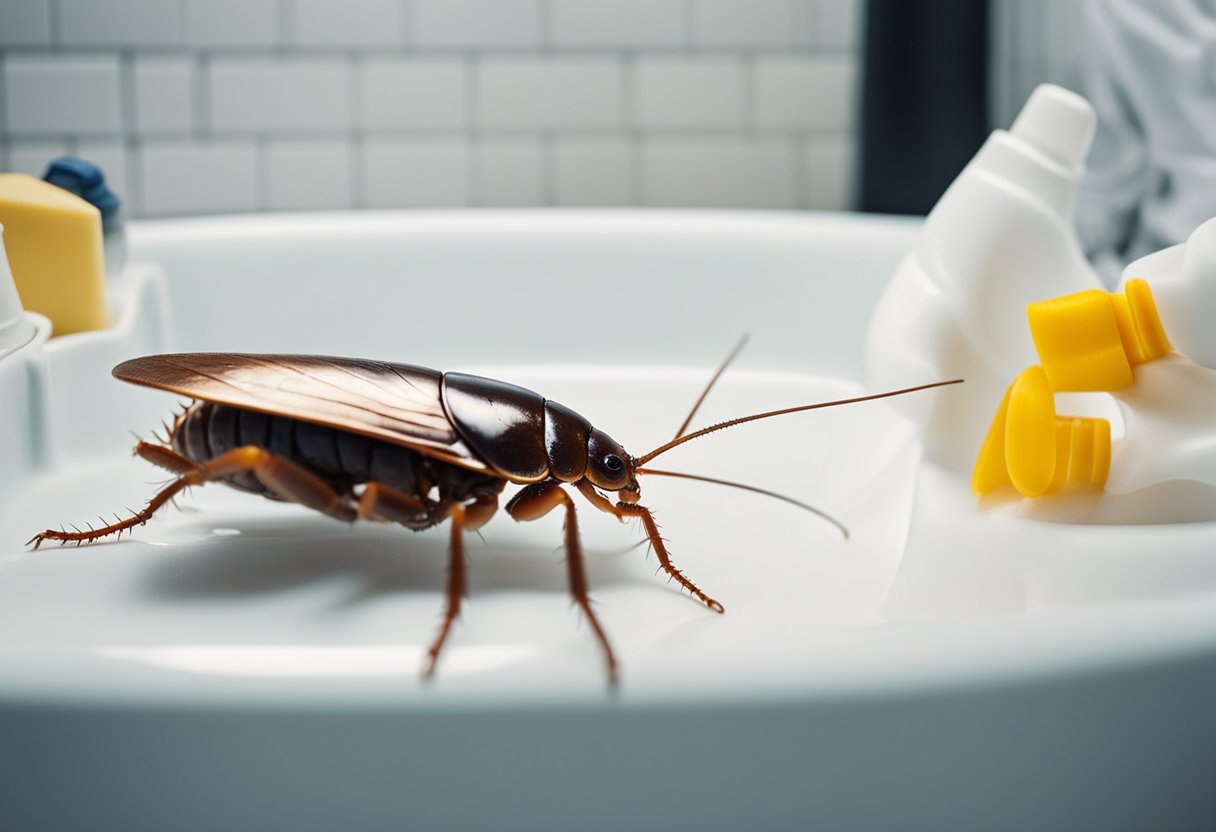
0,0,1087,219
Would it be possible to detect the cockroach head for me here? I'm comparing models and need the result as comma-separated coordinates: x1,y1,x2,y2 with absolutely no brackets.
584,428,639,497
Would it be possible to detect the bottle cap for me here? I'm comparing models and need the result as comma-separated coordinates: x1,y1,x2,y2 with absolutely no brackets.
971,366,1111,498
1027,281,1170,392
1009,85,1095,171
43,156,123,234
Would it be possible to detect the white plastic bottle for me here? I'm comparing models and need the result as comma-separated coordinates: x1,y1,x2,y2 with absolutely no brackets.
0,224,38,360
864,84,1103,472
1105,217,1216,493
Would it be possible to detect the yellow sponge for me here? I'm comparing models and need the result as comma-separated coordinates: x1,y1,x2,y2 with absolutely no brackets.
0,173,109,335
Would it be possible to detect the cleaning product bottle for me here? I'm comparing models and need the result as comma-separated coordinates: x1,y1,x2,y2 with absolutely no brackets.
0,224,39,359
1025,219,1216,495
864,84,1103,473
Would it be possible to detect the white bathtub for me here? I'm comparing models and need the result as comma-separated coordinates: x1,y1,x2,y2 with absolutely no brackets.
1,210,1211,832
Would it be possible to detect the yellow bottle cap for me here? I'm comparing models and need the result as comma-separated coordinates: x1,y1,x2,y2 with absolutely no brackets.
1027,290,1133,391
1005,366,1058,496
1027,280,1172,393
972,365,1112,498
1111,278,1172,365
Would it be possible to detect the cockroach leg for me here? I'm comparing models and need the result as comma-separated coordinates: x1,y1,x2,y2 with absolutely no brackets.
134,441,197,475
507,481,619,683
574,479,625,522
28,445,354,548
462,492,499,532
423,503,467,679
357,481,429,524
613,503,724,614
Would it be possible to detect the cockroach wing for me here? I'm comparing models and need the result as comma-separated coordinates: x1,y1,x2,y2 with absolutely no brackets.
114,353,490,472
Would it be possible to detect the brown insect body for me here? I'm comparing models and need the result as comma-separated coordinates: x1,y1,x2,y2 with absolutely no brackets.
29,351,962,684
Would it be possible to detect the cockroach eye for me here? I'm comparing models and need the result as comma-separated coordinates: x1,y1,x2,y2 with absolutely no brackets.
603,454,624,474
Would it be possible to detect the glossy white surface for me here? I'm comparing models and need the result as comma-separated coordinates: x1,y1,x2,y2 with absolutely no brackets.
2,211,1214,832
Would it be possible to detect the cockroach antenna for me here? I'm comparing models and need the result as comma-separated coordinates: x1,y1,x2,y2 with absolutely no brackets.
636,378,964,466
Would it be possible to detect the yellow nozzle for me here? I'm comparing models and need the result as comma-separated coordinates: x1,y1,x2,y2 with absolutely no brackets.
972,366,1111,498
1027,279,1171,392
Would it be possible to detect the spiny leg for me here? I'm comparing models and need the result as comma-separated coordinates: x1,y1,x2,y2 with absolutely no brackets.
134,441,197,475
423,503,467,679
508,481,618,683
575,481,724,614
28,445,354,549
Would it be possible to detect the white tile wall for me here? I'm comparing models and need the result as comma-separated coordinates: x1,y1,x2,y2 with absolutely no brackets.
363,139,467,207
755,56,855,130
551,0,685,48
474,138,545,206
642,137,798,208
478,58,623,130
210,58,351,134
185,0,278,49
814,0,863,48
140,141,258,215
133,56,195,135
554,137,633,206
0,0,881,216
634,58,745,129
294,0,405,49
75,139,132,209
266,139,352,210
59,0,183,48
359,59,466,130
3,54,122,135
693,0,796,48
0,0,54,47
413,0,543,48
803,135,854,209
5,138,70,176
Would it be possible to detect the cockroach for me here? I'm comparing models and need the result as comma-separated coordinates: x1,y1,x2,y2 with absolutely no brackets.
28,343,960,682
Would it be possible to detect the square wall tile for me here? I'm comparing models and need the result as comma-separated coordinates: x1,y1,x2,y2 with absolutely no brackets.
266,139,352,210
693,0,795,47
140,141,259,216
4,139,70,177
209,58,351,134
134,56,195,135
75,141,130,198
294,0,405,47
186,0,279,48
362,139,468,207
0,0,53,46
642,137,797,208
554,137,633,206
635,57,745,129
59,0,184,47
478,58,623,130
75,139,137,216
359,59,467,130
814,0,863,48
473,138,544,206
413,0,542,48
4,54,122,136
755,56,856,129
802,136,854,209
550,0,684,48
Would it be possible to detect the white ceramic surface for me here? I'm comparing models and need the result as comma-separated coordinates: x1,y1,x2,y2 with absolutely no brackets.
1,211,1213,832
